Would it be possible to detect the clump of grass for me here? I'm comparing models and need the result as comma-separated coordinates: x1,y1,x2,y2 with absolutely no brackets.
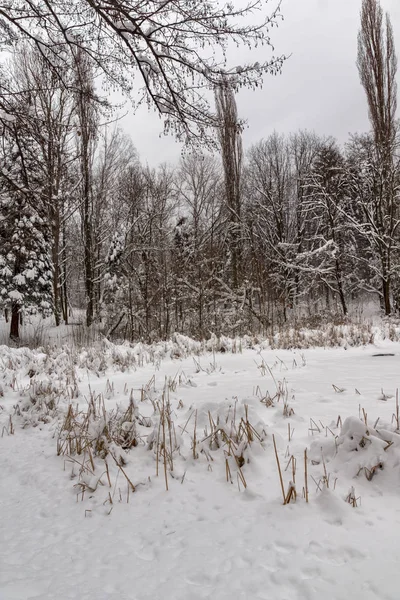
57,387,149,459
254,360,295,417
345,486,360,507
192,353,221,375
56,379,154,502
199,402,266,488
202,402,265,453
1,415,14,437
147,384,181,491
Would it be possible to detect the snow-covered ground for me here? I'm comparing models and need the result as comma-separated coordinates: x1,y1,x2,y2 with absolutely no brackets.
1,337,400,600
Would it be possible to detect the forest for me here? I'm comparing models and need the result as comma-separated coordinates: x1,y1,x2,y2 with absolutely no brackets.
0,0,398,342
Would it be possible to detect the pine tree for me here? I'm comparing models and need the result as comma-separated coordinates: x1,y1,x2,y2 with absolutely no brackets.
0,193,53,338
0,112,53,338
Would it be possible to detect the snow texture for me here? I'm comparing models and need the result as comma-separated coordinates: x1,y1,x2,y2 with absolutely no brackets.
1,338,400,600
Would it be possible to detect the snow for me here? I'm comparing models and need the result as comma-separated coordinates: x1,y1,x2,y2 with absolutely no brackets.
1,339,400,599
13,274,26,285
24,268,37,280
0,109,16,123
7,290,23,301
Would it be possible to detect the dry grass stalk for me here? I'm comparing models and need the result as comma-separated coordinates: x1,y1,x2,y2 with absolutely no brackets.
192,410,198,459
104,460,111,487
272,434,286,504
254,385,262,398
332,384,345,393
358,462,383,481
254,358,268,377
179,409,195,436
228,444,247,488
2,415,14,437
260,391,274,408
284,481,297,504
109,450,136,492
325,426,336,438
225,457,233,483
154,388,179,490
284,455,297,485
309,418,321,435
155,412,162,478
345,486,360,507
392,390,400,431
304,449,309,503
283,401,294,418
162,395,169,490
276,356,288,371
321,451,329,488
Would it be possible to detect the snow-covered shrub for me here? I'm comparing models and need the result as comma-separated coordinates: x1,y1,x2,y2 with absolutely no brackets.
310,415,400,486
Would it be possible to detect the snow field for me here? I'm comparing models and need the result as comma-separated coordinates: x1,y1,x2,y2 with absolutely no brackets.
1,340,400,600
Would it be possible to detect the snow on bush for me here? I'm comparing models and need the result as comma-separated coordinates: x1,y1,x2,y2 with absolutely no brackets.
310,415,400,489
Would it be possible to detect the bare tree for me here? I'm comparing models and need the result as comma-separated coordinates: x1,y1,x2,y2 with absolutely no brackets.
92,126,138,316
357,0,398,314
0,0,285,142
246,133,293,317
8,48,77,326
174,153,223,335
306,140,350,315
73,49,102,327
215,79,243,289
357,0,397,152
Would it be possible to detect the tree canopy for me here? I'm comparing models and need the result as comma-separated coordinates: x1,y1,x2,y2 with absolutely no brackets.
0,0,285,142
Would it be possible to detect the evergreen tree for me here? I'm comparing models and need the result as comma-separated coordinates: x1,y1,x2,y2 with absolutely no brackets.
0,193,53,338
0,106,53,338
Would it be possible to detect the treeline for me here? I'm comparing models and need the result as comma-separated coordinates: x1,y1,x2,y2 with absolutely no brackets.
0,0,399,341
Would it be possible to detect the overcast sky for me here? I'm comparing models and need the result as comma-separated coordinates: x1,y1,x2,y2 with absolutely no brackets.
119,0,400,166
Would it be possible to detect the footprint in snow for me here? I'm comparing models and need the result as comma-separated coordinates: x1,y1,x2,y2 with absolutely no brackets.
273,540,295,554
135,547,156,561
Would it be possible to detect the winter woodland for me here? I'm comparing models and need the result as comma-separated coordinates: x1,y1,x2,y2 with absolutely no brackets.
0,0,398,342
2,2,400,600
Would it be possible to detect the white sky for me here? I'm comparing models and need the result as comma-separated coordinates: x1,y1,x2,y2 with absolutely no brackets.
119,0,400,165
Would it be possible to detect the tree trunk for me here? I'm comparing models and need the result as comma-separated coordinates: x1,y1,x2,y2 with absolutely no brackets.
84,217,94,327
10,303,19,338
335,260,348,316
383,278,391,315
53,225,61,326
75,49,97,329
61,224,69,324
215,79,243,290
82,144,94,328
